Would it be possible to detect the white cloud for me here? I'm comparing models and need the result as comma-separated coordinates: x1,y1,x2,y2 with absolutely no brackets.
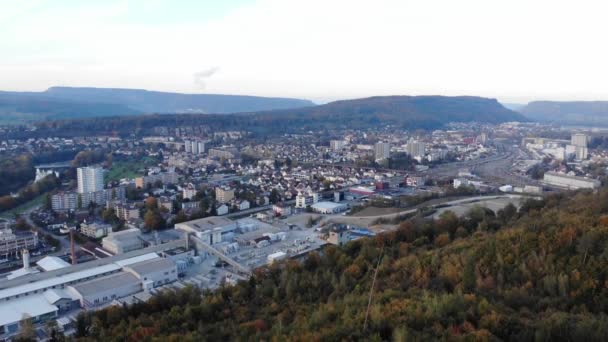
1,0,608,102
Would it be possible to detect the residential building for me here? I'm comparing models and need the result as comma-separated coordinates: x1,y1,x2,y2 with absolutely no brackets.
135,172,179,189
237,200,250,211
295,191,319,208
183,140,205,154
80,222,112,239
182,183,197,200
374,142,391,160
216,187,235,203
158,196,173,212
114,202,140,221
406,141,426,158
330,140,346,151
571,133,589,148
181,201,200,210
80,187,125,207
77,167,104,194
575,146,589,160
208,147,238,159
272,203,292,216
51,192,78,211
216,204,229,216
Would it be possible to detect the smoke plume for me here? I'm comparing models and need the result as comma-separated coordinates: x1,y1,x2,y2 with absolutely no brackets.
193,67,220,90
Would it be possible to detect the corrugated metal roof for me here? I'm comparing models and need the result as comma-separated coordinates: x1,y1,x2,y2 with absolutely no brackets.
37,256,71,271
0,294,58,327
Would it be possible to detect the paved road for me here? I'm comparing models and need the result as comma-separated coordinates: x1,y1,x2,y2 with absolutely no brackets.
343,194,536,219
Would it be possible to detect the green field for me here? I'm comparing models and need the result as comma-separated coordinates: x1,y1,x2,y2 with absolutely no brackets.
105,157,157,182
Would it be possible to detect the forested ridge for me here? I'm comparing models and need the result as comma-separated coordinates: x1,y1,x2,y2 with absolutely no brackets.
8,95,525,139
70,189,608,341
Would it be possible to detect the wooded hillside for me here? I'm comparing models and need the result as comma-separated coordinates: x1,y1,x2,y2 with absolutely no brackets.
70,189,608,341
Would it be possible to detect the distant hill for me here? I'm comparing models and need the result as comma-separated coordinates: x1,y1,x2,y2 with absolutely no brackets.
0,87,315,123
43,87,315,113
19,95,527,138
519,101,608,126
0,92,140,123
244,95,528,129
501,102,526,111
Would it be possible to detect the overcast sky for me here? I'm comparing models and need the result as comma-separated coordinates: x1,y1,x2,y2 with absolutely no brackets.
1,0,607,103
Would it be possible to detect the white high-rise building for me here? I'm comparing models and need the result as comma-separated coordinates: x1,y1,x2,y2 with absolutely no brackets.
197,141,205,154
576,146,589,160
77,167,104,194
571,133,589,148
330,140,346,151
184,140,205,154
406,141,427,158
374,142,391,160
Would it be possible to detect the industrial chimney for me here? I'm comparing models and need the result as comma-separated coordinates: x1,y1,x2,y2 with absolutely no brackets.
70,229,77,265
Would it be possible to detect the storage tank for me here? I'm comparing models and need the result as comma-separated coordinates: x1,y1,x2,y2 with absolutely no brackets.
22,249,30,269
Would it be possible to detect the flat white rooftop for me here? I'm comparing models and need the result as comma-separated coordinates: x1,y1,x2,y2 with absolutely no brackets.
311,201,345,210
0,293,57,327
0,252,160,301
37,256,71,272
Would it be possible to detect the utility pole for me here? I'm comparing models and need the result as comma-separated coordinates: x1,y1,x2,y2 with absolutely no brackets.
363,246,384,331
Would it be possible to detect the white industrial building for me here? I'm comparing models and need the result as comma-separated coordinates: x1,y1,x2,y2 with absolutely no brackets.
37,256,71,272
310,201,348,214
175,216,237,246
267,251,287,264
102,228,145,254
124,257,178,289
0,241,186,338
0,229,38,257
67,272,142,308
543,172,601,190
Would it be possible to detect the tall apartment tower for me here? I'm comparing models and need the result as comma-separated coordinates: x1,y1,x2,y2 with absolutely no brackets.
374,142,391,160
406,141,427,158
571,133,590,160
571,133,589,147
77,167,104,194
330,140,346,151
197,141,206,154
